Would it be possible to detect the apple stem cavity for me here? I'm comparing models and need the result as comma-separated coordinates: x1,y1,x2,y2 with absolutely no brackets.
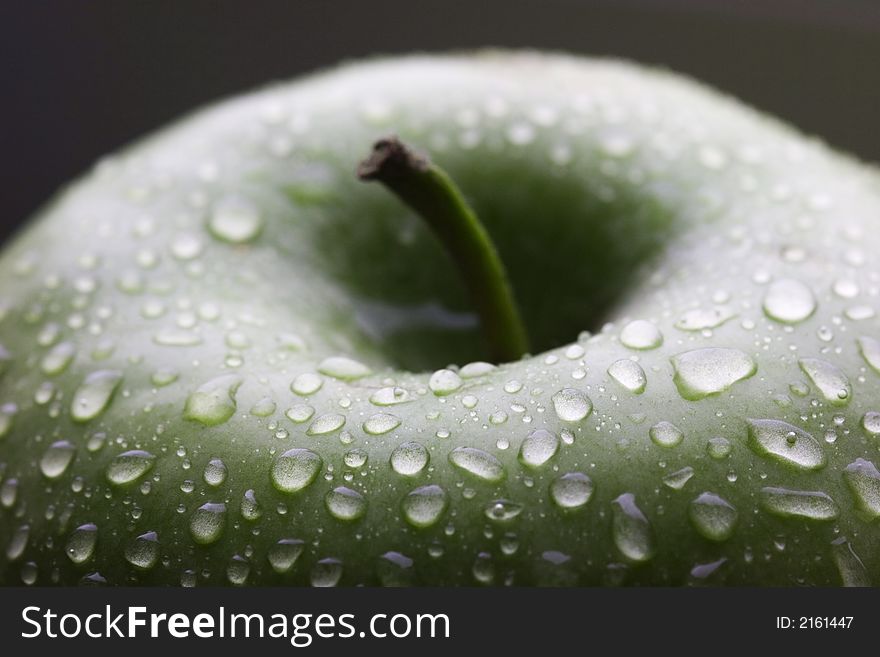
358,136,530,363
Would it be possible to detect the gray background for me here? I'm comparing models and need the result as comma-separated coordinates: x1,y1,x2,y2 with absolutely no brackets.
2,0,880,244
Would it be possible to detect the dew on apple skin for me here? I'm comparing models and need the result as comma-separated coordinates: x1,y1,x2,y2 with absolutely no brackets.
250,397,276,417
65,523,98,563
620,319,663,350
746,418,826,471
343,448,368,468
271,448,322,493
6,524,29,561
762,278,816,323
550,472,594,508
317,356,371,380
842,458,880,518
311,558,344,587
189,502,227,545
291,372,323,396
611,493,654,562
607,359,647,394
390,441,429,476
649,421,684,448
857,336,880,373
759,487,839,521
484,499,523,522
675,307,736,331
203,458,227,487
124,531,159,570
363,412,401,435
268,538,304,573
105,449,156,485
429,368,463,395
70,369,123,422
401,484,448,528
706,437,732,459
662,466,695,490
689,492,738,541
209,195,263,244
831,537,871,587
519,428,560,467
460,361,496,378
226,555,251,586
551,387,593,422
369,386,410,406
286,404,315,424
671,348,756,401
449,446,505,482
239,489,262,521
306,412,345,435
472,552,495,584
40,341,76,376
183,374,241,427
798,358,851,405
39,440,76,479
0,478,19,508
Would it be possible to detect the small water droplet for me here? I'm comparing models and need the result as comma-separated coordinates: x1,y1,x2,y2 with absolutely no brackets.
271,448,322,493
41,341,76,375
675,307,736,331
189,502,226,545
369,386,410,406
550,472,593,508
763,278,816,323
460,361,496,378
71,370,123,422
620,320,663,350
377,551,414,586
291,372,323,396
39,440,76,479
519,429,559,467
760,487,839,520
842,458,880,519
649,421,684,448
250,397,276,417
390,441,429,476
6,524,29,561
747,419,825,470
449,447,505,482
317,356,371,380
203,458,227,486
706,437,732,459
226,555,251,586
240,489,262,521
689,492,738,540
401,484,448,528
861,411,880,436
285,404,315,423
306,413,345,435
551,388,593,422
663,466,695,490
857,336,880,373
183,374,241,426
472,551,495,584
209,195,263,243
671,348,756,400
106,450,155,485
310,558,343,587
429,368,463,395
363,412,401,435
124,531,159,570
268,538,304,573
484,499,523,521
799,358,851,405
611,493,654,562
607,359,647,394
66,523,98,564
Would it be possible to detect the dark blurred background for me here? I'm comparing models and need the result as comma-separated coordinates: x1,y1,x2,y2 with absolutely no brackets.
2,0,880,245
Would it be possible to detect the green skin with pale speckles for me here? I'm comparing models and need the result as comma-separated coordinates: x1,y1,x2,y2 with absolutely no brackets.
1,52,879,586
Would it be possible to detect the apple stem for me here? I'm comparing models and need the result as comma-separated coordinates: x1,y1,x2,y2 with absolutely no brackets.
358,136,530,362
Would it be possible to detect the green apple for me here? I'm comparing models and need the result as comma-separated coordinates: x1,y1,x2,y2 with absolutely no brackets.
1,51,878,586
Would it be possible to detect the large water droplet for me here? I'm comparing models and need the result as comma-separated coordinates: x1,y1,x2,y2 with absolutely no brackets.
675,307,736,331
106,450,155,485
460,361,496,378
401,484,448,528
842,458,880,519
689,492,738,541
66,523,98,564
369,386,410,406
671,348,756,400
484,499,523,521
226,555,251,586
377,551,414,587
39,440,76,479
607,359,647,394
271,448,322,493
306,413,345,435
240,489,262,521
831,537,870,587
550,472,593,509
551,388,593,422
760,487,839,520
6,524,29,561
189,502,226,545
649,421,684,448
268,538,304,573
363,412,401,435
71,370,123,422
317,356,371,380
209,195,263,243
747,419,825,470
390,441,429,476
798,358,851,405
611,493,654,562
203,458,227,486
183,374,241,426
620,320,663,350
519,429,559,467
472,552,495,584
662,466,695,490
124,531,159,570
429,368,463,395
449,447,505,482
310,558,343,587
41,341,75,376
857,336,880,374
286,404,315,423
325,486,367,521
861,411,880,436
291,372,322,396
762,278,816,323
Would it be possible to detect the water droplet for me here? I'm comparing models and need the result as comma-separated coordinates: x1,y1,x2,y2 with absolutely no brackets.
41,341,75,375
519,429,559,467
620,320,663,350
66,523,98,564
363,412,401,435
250,397,276,417
649,421,684,448
310,558,343,587
325,486,367,521
671,348,756,400
189,502,226,544
71,370,123,422
343,448,368,468
747,419,825,470
472,552,495,584
183,374,241,426
124,531,159,570
607,359,647,394
460,361,496,378
0,402,17,439
286,404,315,423
170,233,203,260
151,368,179,387
663,466,695,490
689,492,738,540
842,458,880,519
449,447,505,482
369,386,410,406
706,436,732,459
226,555,250,586
401,484,447,528
377,551,414,586
760,487,839,520
861,411,880,436
551,388,593,422
611,493,654,562
762,278,815,323
6,524,29,561
39,440,76,479
306,413,345,435
857,336,880,373
484,499,523,521
429,368,463,395
106,450,155,485
675,307,736,331
390,441,429,475
0,478,18,508
240,489,262,521
831,537,870,587
209,195,263,243
291,372,323,396
799,358,851,405
268,538,304,573
271,448,322,493
317,356,371,380
20,561,37,585
550,472,593,508
203,458,227,486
